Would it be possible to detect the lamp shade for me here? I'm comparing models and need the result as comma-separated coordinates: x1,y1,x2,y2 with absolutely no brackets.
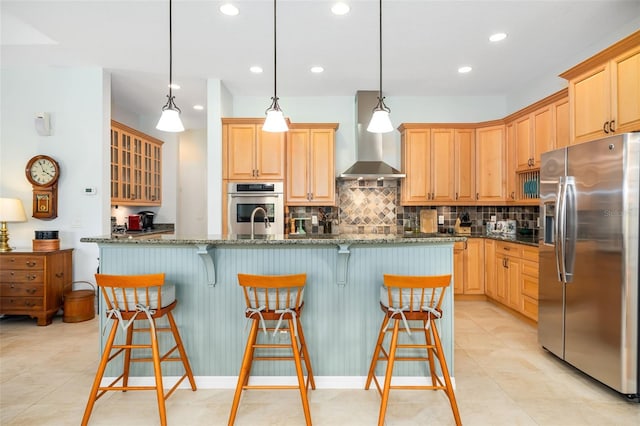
0,198,27,222
367,109,394,133
263,109,289,132
156,108,185,132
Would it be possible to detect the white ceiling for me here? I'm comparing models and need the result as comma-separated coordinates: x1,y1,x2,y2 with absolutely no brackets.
2,0,640,130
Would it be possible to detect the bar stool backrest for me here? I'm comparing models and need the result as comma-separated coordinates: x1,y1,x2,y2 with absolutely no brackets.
237,273,306,311
382,274,451,312
95,273,166,312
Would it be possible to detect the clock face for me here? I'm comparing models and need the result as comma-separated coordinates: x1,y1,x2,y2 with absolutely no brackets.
26,156,59,187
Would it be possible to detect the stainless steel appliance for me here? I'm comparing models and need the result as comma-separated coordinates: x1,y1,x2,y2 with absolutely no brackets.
539,132,639,401
227,182,284,236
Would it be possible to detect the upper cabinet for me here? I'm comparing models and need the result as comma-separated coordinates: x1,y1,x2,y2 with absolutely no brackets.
110,120,163,206
475,124,506,203
286,123,338,206
222,118,285,181
399,125,474,205
561,31,640,144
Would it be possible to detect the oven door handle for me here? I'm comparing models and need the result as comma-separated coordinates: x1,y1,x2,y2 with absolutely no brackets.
229,194,281,198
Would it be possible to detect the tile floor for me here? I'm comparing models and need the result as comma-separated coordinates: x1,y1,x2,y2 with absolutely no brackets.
1,300,638,425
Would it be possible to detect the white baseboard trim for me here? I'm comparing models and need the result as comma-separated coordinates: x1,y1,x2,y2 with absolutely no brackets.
101,376,456,390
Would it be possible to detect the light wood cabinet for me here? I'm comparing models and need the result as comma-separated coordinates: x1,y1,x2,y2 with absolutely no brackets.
0,249,73,326
454,238,485,295
400,125,474,205
475,124,506,203
561,32,640,144
223,118,285,181
505,122,517,201
553,98,570,148
110,121,163,206
484,239,496,298
488,241,539,321
286,124,338,205
515,115,532,170
515,104,554,171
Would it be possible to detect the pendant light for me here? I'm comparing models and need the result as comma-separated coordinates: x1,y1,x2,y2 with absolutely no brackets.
367,0,393,133
156,0,185,133
262,0,288,133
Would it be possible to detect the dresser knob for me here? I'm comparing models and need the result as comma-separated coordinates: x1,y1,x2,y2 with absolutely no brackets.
26,261,37,267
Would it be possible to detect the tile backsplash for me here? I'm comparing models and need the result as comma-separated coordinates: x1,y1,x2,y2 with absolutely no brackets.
287,180,539,235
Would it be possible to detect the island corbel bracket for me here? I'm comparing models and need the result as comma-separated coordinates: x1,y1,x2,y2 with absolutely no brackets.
336,243,351,286
195,244,216,287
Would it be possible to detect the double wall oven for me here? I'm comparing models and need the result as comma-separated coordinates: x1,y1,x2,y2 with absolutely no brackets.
227,182,284,235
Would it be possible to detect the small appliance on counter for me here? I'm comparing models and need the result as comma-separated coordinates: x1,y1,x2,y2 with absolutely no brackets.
128,215,142,231
454,212,472,235
137,211,156,231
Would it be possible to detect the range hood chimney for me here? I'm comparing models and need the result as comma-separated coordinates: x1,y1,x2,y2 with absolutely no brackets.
339,91,405,180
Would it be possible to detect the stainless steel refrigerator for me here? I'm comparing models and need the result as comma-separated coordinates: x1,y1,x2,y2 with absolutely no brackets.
539,132,639,401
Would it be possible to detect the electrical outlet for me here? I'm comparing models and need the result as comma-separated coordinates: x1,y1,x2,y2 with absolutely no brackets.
438,215,445,225
491,215,497,222
537,217,540,227
311,215,318,226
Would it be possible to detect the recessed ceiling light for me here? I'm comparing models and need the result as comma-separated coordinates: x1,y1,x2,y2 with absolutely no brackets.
489,32,507,42
250,66,263,74
458,66,472,74
331,2,350,15
168,83,180,89
220,3,239,16
310,66,324,73
193,105,204,111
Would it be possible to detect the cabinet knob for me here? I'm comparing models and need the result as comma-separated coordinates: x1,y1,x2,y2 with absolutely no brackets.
610,120,616,132
511,191,515,199
27,274,37,281
455,192,459,200
26,261,37,267
26,288,37,295
603,121,610,134
56,272,64,278
476,193,479,200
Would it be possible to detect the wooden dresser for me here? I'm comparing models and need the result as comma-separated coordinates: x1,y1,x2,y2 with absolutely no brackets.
0,249,73,326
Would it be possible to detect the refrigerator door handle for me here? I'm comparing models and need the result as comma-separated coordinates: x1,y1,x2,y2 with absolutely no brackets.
564,176,576,283
555,177,567,282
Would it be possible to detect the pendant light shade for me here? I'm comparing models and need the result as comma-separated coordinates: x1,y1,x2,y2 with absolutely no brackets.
156,0,184,133
263,0,288,133
367,0,393,134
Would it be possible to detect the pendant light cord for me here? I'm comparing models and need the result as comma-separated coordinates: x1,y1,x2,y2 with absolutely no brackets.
378,0,382,98
273,0,278,102
169,0,173,99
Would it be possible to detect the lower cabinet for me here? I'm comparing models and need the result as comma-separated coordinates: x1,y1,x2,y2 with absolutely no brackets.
488,241,539,320
453,238,485,295
0,249,73,326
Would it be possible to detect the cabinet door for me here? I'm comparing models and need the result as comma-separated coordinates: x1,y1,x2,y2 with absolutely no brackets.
475,125,505,202
506,257,521,310
110,127,122,201
611,47,640,134
554,98,571,148
431,129,455,202
286,130,311,204
505,122,517,201
309,129,335,204
533,105,553,167
454,129,475,203
495,253,508,303
515,115,532,170
571,63,610,143
401,129,431,204
484,239,496,298
227,124,257,180
256,130,285,179
453,242,464,295
464,239,485,294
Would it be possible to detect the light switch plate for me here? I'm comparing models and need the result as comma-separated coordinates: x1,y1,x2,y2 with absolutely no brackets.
438,215,445,225
311,215,318,225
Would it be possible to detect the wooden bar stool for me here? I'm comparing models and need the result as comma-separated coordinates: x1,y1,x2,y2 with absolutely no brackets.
365,274,461,426
228,273,315,426
82,273,197,426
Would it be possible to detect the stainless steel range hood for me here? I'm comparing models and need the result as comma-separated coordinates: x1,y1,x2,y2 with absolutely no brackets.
339,91,405,180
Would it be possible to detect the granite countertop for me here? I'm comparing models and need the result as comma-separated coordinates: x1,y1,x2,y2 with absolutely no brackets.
81,231,539,247
81,232,466,246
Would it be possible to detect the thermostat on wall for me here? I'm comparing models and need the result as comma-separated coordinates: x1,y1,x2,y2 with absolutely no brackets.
84,187,97,195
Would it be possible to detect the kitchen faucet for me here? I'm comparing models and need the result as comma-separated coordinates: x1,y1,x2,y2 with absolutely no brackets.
250,207,270,239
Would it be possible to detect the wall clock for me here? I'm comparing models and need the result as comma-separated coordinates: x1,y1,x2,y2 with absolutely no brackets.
25,155,60,219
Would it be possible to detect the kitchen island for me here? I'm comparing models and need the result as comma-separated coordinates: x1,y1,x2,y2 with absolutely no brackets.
80,233,464,388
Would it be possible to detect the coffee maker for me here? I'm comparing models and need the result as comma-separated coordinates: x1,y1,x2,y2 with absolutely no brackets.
137,211,156,231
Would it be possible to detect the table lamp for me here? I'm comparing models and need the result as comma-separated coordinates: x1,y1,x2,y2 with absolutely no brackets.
0,198,27,252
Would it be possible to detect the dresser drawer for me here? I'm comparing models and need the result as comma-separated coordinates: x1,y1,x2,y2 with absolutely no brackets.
0,282,44,297
521,260,539,278
0,297,44,312
0,256,45,270
0,270,45,284
496,241,523,258
521,273,539,299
